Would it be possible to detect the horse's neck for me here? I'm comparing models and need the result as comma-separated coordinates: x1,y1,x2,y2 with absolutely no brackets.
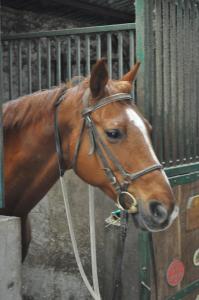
4,91,76,216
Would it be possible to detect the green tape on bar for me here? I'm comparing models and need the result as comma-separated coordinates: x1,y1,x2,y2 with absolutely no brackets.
138,231,151,300
165,163,199,186
166,279,199,300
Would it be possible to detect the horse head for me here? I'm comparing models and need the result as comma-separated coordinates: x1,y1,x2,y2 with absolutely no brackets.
64,59,178,232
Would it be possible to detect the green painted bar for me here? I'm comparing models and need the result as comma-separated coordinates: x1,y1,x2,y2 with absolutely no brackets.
18,41,22,96
96,34,101,60
165,162,199,177
76,36,81,77
107,33,112,79
0,25,4,208
154,0,164,164
193,4,198,160
66,37,71,81
138,231,151,300
184,1,191,163
2,23,136,40
169,171,199,187
162,0,171,166
129,30,134,67
118,32,123,78
47,39,51,89
135,0,145,111
169,0,178,165
136,2,151,300
28,40,32,93
85,35,90,76
177,0,185,163
37,40,41,90
166,279,199,300
9,42,13,99
56,39,61,85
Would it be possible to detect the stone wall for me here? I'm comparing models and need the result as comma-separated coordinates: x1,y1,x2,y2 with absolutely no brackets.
0,216,22,300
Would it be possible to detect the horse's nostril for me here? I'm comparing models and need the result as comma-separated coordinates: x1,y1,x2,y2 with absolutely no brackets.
149,201,168,224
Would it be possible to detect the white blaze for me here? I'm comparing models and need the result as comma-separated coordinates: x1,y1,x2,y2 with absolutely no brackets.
125,108,159,163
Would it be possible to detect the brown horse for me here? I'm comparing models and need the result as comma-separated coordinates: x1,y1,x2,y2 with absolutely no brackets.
1,59,178,260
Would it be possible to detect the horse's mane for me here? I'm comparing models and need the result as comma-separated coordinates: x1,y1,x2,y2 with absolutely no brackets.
3,86,65,130
3,76,87,131
3,76,131,131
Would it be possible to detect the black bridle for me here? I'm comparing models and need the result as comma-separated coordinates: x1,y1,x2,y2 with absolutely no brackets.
54,89,163,213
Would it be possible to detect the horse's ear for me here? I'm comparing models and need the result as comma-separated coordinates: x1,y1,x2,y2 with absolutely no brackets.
90,58,108,99
121,62,141,82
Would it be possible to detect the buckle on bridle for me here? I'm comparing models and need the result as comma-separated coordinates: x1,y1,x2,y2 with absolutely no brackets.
116,191,138,214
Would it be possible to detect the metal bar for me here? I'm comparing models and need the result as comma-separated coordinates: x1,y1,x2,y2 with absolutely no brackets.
129,30,135,94
169,171,199,187
165,162,199,177
184,1,190,163
85,34,90,76
170,1,178,165
138,231,151,300
136,4,152,299
37,39,41,90
28,40,32,94
154,0,164,163
66,37,71,81
0,25,4,208
144,0,154,120
176,0,185,163
8,41,13,99
195,3,199,160
190,2,195,162
2,23,136,40
129,30,135,68
76,36,81,77
135,0,145,112
193,3,198,161
47,39,51,89
107,33,112,79
166,279,199,300
56,39,61,85
18,41,22,96
118,32,123,78
162,0,171,166
96,34,101,60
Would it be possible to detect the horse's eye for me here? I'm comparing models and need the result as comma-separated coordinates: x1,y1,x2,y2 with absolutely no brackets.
105,129,123,141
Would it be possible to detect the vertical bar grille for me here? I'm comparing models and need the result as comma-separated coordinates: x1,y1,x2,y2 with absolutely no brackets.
145,0,199,166
0,31,4,208
2,24,136,101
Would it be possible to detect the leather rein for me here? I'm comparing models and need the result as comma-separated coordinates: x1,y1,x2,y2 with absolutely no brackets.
54,88,163,214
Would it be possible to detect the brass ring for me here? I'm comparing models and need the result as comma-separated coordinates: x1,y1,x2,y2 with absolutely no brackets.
116,191,138,214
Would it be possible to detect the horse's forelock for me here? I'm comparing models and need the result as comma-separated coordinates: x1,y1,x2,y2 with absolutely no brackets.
111,80,132,93
3,86,67,130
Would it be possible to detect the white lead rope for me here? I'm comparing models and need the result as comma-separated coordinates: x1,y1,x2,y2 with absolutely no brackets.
89,185,101,298
59,177,101,300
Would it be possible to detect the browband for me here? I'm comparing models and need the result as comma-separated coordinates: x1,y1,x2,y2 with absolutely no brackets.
82,93,133,116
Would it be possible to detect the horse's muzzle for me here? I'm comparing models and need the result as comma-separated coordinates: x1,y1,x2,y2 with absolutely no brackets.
132,200,179,232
